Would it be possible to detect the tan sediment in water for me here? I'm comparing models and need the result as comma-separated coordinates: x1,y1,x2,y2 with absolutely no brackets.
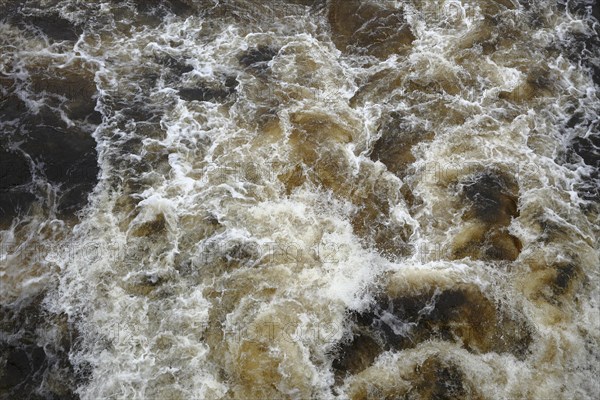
1,0,599,399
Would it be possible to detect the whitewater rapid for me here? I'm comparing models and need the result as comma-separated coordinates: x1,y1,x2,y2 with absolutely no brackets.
1,0,599,399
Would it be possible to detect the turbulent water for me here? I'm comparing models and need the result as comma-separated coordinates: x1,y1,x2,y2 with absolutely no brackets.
1,0,599,399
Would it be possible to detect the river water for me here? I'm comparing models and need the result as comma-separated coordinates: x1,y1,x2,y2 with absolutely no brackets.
0,0,599,399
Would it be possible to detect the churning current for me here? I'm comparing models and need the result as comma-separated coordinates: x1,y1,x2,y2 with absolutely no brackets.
0,0,599,399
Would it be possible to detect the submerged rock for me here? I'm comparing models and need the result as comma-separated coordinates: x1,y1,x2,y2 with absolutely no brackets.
18,12,82,41
239,45,279,71
568,133,600,202
521,259,585,305
0,149,36,227
0,296,81,399
451,171,523,261
327,0,414,59
156,55,194,75
0,53,100,226
179,76,238,102
333,283,532,380
409,356,483,400
133,0,195,17
370,112,434,179
347,355,484,400
332,333,383,380
461,172,519,225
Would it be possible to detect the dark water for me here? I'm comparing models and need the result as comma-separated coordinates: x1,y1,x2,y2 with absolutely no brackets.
0,1,599,399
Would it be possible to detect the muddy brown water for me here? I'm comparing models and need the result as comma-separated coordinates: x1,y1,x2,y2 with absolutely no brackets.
0,1,599,399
